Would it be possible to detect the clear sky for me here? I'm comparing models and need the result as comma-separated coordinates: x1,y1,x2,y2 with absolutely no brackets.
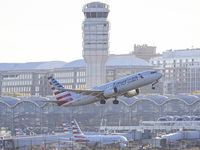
0,0,200,63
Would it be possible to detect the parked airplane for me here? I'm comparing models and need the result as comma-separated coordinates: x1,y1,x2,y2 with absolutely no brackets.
15,128,25,136
69,118,127,148
43,70,162,107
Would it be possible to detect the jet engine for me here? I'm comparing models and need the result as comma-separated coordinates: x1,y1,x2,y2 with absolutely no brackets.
123,89,139,98
103,87,118,98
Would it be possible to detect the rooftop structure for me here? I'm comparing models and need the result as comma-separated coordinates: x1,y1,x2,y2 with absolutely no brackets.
0,61,67,71
163,48,200,58
130,44,162,61
0,56,151,70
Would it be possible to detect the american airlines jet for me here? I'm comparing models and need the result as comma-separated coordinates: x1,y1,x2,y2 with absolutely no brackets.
69,119,127,148
44,70,162,107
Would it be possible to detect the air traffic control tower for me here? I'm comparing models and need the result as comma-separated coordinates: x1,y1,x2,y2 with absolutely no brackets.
82,2,110,89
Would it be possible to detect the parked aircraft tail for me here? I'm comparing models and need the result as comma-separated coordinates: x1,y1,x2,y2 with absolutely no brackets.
62,122,72,134
71,118,84,135
15,128,25,136
71,118,90,142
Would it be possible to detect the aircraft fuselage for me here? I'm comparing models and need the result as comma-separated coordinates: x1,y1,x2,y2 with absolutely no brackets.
63,70,162,107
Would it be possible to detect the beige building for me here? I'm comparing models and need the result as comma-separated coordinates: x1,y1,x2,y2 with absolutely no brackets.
130,44,162,61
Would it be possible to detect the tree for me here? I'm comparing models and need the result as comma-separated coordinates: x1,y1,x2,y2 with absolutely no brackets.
0,91,30,97
13,92,23,97
1,91,13,96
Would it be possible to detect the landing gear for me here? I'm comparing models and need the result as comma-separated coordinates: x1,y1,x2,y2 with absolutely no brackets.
151,80,158,90
100,99,106,104
113,99,119,104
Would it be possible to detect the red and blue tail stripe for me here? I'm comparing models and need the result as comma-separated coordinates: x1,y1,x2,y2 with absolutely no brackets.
71,119,90,142
48,76,73,106
15,128,24,136
48,76,65,94
62,122,72,133
49,76,64,89
71,118,83,135
66,122,72,133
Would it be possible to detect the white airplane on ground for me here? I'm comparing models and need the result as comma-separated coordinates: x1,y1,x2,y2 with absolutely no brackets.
44,70,162,107
69,118,127,148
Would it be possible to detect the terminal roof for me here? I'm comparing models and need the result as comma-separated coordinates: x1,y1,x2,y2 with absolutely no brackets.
0,56,151,71
1,95,200,108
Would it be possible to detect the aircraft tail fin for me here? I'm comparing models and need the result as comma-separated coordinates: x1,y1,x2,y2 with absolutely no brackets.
15,128,25,136
71,118,84,135
48,76,74,106
62,122,72,134
71,118,91,142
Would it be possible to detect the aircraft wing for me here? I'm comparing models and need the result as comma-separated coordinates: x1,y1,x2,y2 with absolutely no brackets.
58,88,103,96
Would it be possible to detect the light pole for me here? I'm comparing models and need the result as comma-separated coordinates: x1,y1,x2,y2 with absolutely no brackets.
1,137,4,150
119,116,121,132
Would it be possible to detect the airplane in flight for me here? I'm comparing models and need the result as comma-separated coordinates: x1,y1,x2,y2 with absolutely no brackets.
69,118,127,148
15,128,25,136
44,70,162,107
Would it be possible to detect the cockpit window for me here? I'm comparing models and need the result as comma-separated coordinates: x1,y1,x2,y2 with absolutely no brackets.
151,71,157,74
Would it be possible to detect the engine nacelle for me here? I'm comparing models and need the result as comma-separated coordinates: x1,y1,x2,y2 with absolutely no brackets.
123,89,139,98
103,87,118,98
